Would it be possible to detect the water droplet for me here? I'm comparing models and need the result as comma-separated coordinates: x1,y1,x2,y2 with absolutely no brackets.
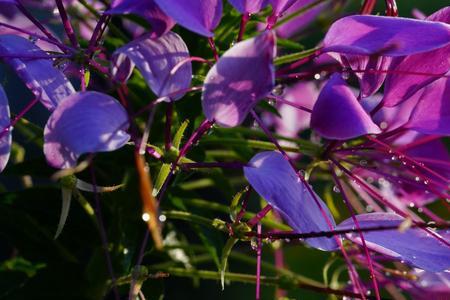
366,205,373,212
123,248,129,255
142,213,150,222
379,121,388,129
423,180,429,185
409,202,415,208
332,185,340,193
271,84,285,96
415,176,420,182
250,238,258,251
314,73,321,80
359,160,368,166
284,238,291,243
159,214,167,222
391,156,397,161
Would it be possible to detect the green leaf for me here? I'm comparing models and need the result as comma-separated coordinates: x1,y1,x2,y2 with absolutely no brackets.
153,163,171,197
173,119,190,150
220,237,238,290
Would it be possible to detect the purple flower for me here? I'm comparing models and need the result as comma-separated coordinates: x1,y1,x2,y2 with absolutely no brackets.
202,31,276,127
112,31,192,101
44,92,130,169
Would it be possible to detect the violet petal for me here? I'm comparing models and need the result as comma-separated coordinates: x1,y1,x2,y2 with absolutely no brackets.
228,0,270,14
0,35,75,111
153,0,222,37
112,31,192,101
311,74,381,140
0,84,11,172
337,213,450,272
323,15,450,56
202,31,276,127
406,77,450,135
44,92,130,169
106,0,175,38
383,7,450,107
244,151,338,250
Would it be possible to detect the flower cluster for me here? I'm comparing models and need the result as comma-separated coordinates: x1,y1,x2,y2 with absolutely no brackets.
0,0,449,299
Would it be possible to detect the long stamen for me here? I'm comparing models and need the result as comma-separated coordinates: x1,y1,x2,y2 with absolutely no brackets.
330,167,381,300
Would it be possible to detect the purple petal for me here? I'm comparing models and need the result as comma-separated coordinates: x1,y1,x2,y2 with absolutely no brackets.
244,151,338,250
228,0,270,14
202,31,276,127
274,81,318,137
408,271,450,299
269,0,296,16
44,92,130,169
153,0,222,37
337,213,450,272
112,31,192,101
0,85,11,172
275,0,329,39
323,15,450,56
311,74,381,140
406,77,450,135
341,55,391,98
383,7,450,107
106,0,175,38
0,35,75,111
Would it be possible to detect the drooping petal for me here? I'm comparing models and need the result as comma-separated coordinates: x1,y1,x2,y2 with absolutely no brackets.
0,84,11,172
323,15,450,56
228,0,270,14
383,7,450,107
406,77,450,135
202,31,276,127
44,92,130,169
112,31,192,101
0,35,75,111
408,270,450,300
337,213,450,272
273,82,319,137
244,151,338,250
311,73,381,140
153,0,222,37
106,0,175,38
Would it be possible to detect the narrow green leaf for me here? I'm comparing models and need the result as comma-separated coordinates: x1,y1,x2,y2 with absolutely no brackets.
274,47,320,66
153,163,171,196
220,237,238,290
173,120,190,150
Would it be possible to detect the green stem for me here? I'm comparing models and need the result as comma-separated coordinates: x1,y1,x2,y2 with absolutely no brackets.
274,47,321,66
272,0,328,29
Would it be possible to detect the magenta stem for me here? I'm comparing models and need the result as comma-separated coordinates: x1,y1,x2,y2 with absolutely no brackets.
330,167,381,300
0,98,39,140
208,37,219,61
55,0,79,48
247,205,273,228
16,2,61,46
267,95,313,113
0,22,75,52
237,13,250,42
255,223,262,300
87,14,109,56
